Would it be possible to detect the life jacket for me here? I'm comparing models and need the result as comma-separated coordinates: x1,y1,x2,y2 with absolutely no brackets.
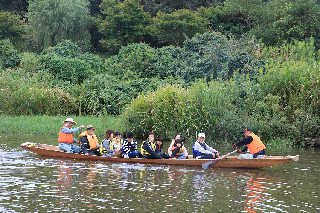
79,131,99,150
171,145,183,158
141,141,156,156
109,138,123,150
247,133,266,154
192,141,207,157
100,139,111,155
58,127,74,143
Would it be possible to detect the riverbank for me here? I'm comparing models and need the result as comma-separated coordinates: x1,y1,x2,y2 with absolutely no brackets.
0,115,120,137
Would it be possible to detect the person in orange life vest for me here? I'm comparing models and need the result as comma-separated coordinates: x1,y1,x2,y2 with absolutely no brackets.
168,133,188,158
156,137,170,159
192,132,220,159
58,118,84,153
80,125,100,156
232,127,266,158
171,139,187,159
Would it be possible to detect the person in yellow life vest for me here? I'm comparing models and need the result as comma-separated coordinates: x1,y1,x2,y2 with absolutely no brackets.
232,127,266,158
80,125,100,156
110,131,123,157
58,118,84,153
141,132,161,159
100,129,115,157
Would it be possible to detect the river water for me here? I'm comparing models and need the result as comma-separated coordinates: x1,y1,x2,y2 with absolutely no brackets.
0,133,319,213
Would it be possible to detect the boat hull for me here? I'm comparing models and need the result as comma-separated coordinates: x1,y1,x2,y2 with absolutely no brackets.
20,142,299,169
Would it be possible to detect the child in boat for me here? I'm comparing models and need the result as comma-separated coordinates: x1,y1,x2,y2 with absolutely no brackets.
122,132,138,158
168,133,188,158
100,129,116,157
155,137,170,159
110,131,123,157
171,139,186,159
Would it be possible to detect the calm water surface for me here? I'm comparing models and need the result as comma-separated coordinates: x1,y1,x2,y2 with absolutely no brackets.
0,133,319,212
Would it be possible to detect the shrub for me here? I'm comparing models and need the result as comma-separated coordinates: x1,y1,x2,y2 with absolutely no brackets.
0,68,77,115
0,39,20,68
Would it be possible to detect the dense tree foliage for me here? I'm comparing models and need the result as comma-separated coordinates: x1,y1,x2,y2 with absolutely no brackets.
98,0,151,54
151,9,209,47
0,11,26,45
27,0,90,51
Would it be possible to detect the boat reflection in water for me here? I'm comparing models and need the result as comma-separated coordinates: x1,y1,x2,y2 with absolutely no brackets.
244,177,265,213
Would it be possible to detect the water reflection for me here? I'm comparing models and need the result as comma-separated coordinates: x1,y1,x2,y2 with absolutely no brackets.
1,133,320,212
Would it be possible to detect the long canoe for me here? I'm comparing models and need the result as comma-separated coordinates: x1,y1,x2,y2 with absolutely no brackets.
20,142,299,169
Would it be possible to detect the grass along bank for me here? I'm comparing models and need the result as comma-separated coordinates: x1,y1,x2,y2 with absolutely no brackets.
0,115,121,137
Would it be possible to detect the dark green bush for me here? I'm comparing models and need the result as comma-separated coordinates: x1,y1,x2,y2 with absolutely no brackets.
0,39,20,68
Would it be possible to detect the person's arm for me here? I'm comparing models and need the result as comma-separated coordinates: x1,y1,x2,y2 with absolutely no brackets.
122,140,130,154
204,142,217,153
134,141,138,152
61,127,79,134
168,140,175,156
235,136,253,147
182,146,188,157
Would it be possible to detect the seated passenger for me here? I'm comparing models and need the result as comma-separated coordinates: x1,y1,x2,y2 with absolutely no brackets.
141,132,161,159
171,139,187,159
111,131,123,157
80,125,100,156
122,132,138,158
156,137,170,159
58,118,84,153
168,133,188,158
100,129,115,157
193,133,220,159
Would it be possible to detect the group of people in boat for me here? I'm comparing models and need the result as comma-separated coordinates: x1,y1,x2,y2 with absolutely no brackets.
58,118,266,159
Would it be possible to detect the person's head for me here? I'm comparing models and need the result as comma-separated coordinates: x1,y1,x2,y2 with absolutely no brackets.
105,129,114,139
198,132,205,143
156,137,163,147
242,127,252,137
87,125,95,135
114,131,121,140
175,139,182,148
63,118,76,128
148,132,155,142
126,132,134,142
174,133,181,140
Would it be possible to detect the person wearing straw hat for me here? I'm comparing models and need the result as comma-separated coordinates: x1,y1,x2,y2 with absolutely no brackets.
192,133,220,159
58,118,84,153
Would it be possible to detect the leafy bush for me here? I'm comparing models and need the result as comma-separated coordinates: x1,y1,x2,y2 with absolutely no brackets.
0,68,77,115
0,39,20,68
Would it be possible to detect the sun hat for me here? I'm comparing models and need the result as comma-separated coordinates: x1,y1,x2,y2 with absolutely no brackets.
63,118,77,125
198,133,205,138
87,125,95,130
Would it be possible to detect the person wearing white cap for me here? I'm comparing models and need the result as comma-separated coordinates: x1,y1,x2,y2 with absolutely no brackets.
58,118,84,153
192,132,220,159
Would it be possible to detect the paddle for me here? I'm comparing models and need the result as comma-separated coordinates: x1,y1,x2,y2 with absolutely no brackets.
202,149,238,170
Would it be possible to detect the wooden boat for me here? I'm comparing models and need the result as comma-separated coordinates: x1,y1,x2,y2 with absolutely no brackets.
20,142,299,169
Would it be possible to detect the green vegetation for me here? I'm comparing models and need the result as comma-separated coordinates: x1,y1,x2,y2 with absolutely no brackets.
1,115,120,137
1,0,320,147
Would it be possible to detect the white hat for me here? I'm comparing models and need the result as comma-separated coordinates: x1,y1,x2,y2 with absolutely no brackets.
198,133,205,138
63,118,77,125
